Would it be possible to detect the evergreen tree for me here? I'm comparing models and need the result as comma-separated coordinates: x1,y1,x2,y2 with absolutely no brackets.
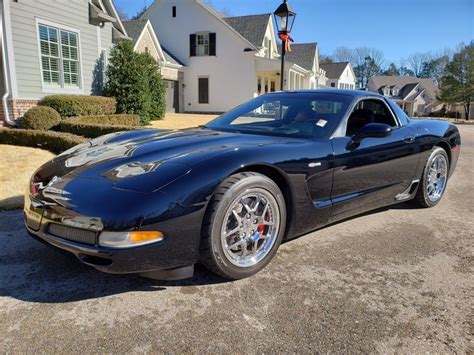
438,42,473,120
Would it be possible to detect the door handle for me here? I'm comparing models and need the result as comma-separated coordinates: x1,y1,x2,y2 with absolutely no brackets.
403,136,415,144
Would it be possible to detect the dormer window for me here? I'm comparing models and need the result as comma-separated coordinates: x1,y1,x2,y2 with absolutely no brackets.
392,87,399,96
383,87,390,96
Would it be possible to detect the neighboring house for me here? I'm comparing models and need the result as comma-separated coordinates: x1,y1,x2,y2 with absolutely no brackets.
367,76,442,116
123,19,185,113
320,62,356,90
0,0,128,125
142,0,327,113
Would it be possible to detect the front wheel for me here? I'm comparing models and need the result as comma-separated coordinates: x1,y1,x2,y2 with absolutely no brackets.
200,172,286,280
412,147,449,208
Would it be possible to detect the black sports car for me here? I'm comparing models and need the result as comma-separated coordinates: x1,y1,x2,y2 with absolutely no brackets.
24,90,461,280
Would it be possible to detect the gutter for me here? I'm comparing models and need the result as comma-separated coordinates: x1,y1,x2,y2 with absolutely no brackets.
0,0,14,126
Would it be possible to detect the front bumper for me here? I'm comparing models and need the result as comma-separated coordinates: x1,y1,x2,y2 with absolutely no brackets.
24,194,204,275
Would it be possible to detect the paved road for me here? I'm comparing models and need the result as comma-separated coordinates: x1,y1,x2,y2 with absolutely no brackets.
1,126,472,353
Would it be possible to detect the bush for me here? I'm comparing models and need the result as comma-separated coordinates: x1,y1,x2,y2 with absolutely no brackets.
72,114,141,126
59,120,142,139
104,40,166,125
39,95,116,117
0,129,85,154
21,106,61,131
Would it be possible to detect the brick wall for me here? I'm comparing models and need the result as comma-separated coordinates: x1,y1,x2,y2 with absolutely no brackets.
0,99,38,126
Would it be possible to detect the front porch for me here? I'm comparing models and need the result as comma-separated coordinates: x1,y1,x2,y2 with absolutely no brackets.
255,57,310,96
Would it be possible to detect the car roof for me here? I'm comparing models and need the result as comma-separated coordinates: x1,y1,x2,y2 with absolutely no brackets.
267,89,383,98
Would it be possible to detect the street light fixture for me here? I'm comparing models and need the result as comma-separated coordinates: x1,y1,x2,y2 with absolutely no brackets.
274,0,296,90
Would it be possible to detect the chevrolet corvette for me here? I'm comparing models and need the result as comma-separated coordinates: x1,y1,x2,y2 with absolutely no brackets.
24,90,461,280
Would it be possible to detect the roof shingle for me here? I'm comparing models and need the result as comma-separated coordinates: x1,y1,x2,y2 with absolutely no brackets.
122,19,148,45
320,62,350,79
277,43,317,71
223,14,271,48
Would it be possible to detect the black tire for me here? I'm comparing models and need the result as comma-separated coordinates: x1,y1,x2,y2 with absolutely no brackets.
200,172,286,280
412,147,450,208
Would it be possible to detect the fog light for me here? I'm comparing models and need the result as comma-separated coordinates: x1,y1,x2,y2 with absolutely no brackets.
99,231,164,248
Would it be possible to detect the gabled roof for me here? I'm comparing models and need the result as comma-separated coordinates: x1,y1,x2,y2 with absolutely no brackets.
122,19,148,46
277,43,317,72
320,62,350,79
223,14,271,48
162,47,185,66
368,76,438,99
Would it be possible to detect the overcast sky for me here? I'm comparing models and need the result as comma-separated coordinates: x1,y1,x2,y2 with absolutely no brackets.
114,0,473,64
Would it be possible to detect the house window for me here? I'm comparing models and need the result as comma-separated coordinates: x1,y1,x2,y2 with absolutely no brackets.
197,33,210,56
38,23,80,88
331,83,335,87
383,87,390,96
392,88,399,96
172,6,176,17
198,77,209,104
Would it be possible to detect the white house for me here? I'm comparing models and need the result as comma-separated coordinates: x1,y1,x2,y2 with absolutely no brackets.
320,62,356,90
142,0,327,113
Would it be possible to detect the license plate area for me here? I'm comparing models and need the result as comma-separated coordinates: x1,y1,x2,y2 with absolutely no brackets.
24,195,44,231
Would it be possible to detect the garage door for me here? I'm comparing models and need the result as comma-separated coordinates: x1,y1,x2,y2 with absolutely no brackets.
165,80,179,113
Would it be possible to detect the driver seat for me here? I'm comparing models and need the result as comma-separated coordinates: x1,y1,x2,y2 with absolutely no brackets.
346,109,375,136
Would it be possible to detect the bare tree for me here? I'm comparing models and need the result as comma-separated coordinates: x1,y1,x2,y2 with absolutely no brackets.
353,47,385,68
332,47,354,63
406,52,428,77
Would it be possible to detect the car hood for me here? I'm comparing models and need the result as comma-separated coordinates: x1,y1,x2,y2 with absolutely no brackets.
33,128,288,193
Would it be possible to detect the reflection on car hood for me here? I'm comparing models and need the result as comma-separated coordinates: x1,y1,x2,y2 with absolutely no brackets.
34,128,287,192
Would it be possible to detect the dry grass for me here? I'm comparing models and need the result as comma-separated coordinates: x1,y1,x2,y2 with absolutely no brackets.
148,113,218,130
0,144,54,210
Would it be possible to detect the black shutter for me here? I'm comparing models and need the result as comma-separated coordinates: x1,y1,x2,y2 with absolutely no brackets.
199,78,209,104
190,34,196,57
209,33,216,56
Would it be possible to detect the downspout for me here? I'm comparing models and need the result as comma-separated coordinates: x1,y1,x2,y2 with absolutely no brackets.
0,0,14,126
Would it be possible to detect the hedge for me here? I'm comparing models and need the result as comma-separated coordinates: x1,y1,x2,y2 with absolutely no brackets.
0,129,86,154
72,114,141,126
21,106,61,131
59,120,142,139
39,95,116,117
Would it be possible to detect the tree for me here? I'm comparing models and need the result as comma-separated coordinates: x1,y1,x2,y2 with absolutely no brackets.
104,40,166,124
406,52,428,77
131,5,149,20
319,54,333,64
332,46,354,63
354,56,382,88
419,55,450,83
384,63,400,76
399,66,415,76
438,42,474,120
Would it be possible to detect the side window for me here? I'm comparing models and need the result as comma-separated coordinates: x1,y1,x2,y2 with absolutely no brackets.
387,100,410,125
346,99,398,136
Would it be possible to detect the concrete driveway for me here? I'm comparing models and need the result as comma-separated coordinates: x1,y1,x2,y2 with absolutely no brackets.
1,126,472,353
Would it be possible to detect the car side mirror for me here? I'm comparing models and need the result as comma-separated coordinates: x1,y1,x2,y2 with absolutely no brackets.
347,123,392,150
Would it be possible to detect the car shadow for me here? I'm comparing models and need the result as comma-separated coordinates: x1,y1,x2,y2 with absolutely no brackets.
0,201,416,304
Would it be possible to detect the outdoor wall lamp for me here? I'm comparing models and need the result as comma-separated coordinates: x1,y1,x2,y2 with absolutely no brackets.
274,0,296,90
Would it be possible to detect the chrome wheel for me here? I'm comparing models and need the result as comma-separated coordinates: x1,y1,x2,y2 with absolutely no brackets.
426,154,448,202
221,189,280,267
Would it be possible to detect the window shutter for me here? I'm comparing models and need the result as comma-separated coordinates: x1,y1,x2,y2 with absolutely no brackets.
190,34,196,57
209,33,216,56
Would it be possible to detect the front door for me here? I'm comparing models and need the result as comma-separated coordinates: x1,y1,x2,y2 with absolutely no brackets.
330,98,419,219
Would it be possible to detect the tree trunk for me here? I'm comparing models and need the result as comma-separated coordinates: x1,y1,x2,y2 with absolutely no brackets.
465,102,471,120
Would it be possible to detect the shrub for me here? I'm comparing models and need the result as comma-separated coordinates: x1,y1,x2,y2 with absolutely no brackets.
0,129,85,154
72,114,141,126
59,120,142,139
104,40,166,125
39,95,116,117
21,106,61,131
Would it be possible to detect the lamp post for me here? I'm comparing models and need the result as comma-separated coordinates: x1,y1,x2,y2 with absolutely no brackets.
274,0,296,91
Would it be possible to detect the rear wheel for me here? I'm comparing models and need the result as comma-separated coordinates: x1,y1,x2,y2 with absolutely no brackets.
200,172,286,280
412,147,449,208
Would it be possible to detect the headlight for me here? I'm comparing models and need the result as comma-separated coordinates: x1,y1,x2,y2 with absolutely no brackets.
99,231,165,248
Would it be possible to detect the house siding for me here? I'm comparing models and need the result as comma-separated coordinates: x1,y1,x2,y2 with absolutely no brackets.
9,0,114,100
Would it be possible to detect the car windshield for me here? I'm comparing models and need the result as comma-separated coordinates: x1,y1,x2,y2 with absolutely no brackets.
206,93,353,138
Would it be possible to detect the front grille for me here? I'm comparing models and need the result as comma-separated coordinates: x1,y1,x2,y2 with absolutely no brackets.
47,223,97,245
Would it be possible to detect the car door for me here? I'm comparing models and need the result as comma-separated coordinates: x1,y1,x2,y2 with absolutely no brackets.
329,98,419,220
